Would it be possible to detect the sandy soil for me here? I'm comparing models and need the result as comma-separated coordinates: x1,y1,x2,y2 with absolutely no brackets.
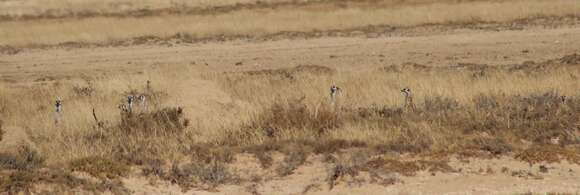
2,26,580,84
119,154,580,195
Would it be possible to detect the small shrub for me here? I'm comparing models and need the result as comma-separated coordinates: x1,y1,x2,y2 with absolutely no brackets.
0,169,91,194
276,149,307,176
376,128,433,154
252,99,342,137
424,95,461,112
0,145,45,170
119,106,188,136
470,137,513,156
0,170,38,193
326,151,369,189
515,145,580,166
365,158,454,176
92,179,131,195
473,94,500,110
190,144,234,164
243,142,280,168
310,139,367,154
365,158,421,176
327,162,359,190
141,159,164,177
69,156,130,179
72,85,95,97
165,160,235,191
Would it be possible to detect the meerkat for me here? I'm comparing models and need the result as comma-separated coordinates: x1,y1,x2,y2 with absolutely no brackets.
330,85,342,107
560,95,567,104
401,88,416,112
55,99,62,113
122,95,134,113
330,85,341,100
138,94,146,107
54,98,63,124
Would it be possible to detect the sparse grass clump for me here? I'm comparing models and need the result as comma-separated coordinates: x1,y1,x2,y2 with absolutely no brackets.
69,156,130,179
515,145,580,166
0,146,45,171
165,160,236,191
251,98,342,138
276,145,309,176
0,169,90,194
119,106,188,136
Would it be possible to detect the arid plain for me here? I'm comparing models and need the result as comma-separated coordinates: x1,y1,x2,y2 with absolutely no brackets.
1,0,580,194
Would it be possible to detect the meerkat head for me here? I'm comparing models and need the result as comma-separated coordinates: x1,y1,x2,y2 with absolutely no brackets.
560,95,567,103
401,88,412,97
330,85,341,96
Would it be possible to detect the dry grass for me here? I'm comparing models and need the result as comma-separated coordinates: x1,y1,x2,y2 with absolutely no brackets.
0,0,550,19
0,0,289,17
0,0,579,46
0,53,579,192
69,156,130,179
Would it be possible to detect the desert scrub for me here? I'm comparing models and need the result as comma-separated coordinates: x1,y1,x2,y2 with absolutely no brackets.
515,145,580,166
119,106,189,136
0,145,45,171
69,156,130,179
165,160,236,191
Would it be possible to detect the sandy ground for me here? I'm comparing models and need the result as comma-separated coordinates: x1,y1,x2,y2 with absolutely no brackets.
2,22,580,194
119,154,580,195
2,26,580,84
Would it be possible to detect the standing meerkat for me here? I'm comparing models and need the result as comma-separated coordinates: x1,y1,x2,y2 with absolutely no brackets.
330,85,342,107
330,85,341,100
401,88,416,112
127,95,134,112
54,98,63,124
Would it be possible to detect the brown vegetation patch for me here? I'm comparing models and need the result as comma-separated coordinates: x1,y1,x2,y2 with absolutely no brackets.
0,151,128,194
241,65,335,80
365,158,455,176
0,46,22,55
384,53,580,75
69,156,130,179
0,0,511,22
0,169,88,194
515,145,580,166
119,107,188,136
189,144,235,165
251,98,340,137
0,145,45,171
164,160,237,191
467,137,513,156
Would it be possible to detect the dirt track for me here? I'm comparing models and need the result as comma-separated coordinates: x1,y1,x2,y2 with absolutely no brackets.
1,25,580,84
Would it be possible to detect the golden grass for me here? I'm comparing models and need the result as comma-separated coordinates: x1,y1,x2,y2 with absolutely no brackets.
0,0,579,46
0,53,579,192
0,0,276,17
0,55,578,164
0,0,536,18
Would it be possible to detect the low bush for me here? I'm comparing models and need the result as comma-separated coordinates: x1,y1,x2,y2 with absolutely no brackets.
69,156,130,179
